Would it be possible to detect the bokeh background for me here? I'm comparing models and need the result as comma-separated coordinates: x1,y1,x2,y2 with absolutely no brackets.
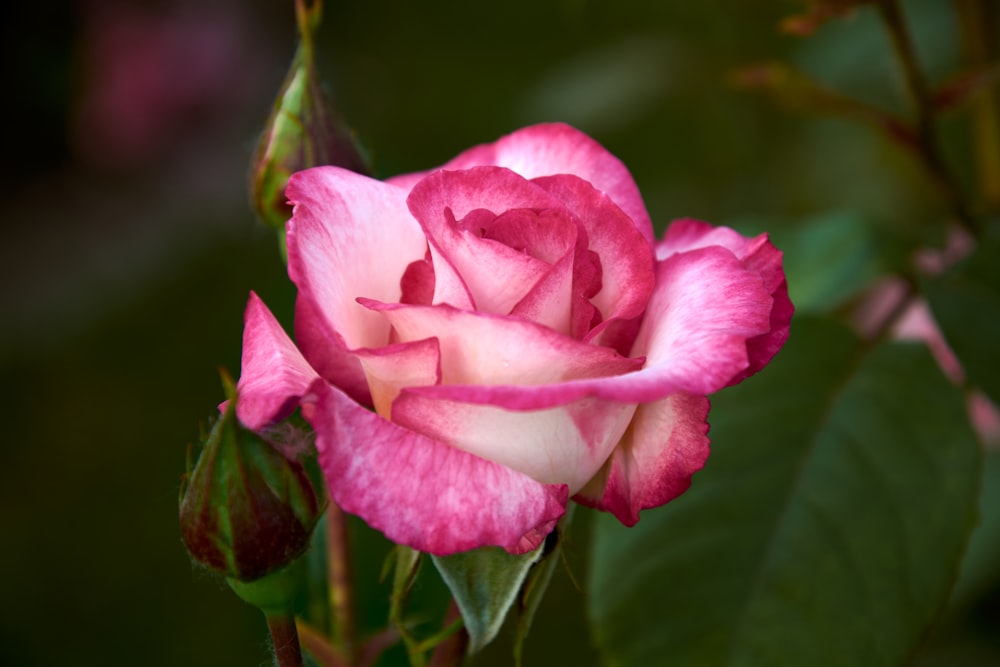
2,0,996,665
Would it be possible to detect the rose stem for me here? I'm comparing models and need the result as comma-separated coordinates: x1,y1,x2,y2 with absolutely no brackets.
876,0,980,238
327,501,357,665
267,614,305,667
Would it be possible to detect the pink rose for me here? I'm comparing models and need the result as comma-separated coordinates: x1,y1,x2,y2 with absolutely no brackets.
236,123,792,555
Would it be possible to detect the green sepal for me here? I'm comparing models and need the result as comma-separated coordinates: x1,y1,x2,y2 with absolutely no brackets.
431,542,546,654
227,559,306,617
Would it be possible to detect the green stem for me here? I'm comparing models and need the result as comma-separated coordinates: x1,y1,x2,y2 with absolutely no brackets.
389,547,426,667
327,502,357,666
877,0,980,237
267,614,305,667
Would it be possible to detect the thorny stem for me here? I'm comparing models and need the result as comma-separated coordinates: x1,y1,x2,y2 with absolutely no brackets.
327,502,357,666
267,614,305,667
877,0,981,237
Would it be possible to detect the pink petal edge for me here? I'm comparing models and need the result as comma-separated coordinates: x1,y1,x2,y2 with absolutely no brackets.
391,390,637,493
436,123,655,245
575,393,710,525
310,381,568,555
285,167,428,401
235,292,320,431
400,245,775,410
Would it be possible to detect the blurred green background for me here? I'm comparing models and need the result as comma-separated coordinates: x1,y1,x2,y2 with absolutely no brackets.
2,0,996,665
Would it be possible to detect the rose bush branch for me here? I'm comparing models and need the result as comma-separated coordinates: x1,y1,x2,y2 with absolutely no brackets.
326,502,357,665
268,614,305,667
876,0,980,236
955,0,1000,209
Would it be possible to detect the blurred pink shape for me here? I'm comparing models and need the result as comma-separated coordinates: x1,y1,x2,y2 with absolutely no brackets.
892,299,1000,447
73,0,262,167
859,226,1000,447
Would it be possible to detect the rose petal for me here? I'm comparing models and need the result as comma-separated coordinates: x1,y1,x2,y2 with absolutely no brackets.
532,174,656,344
575,393,709,525
398,245,774,409
358,299,643,389
354,337,441,418
508,248,576,335
310,381,568,555
406,167,575,317
235,292,319,431
286,167,429,401
624,245,775,395
394,123,655,245
392,391,636,493
659,218,792,380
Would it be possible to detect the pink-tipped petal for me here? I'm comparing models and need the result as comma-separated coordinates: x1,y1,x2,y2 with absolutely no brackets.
434,123,655,244
575,393,710,525
293,294,370,404
358,300,642,390
735,279,792,385
658,219,792,380
625,245,774,395
286,167,428,379
310,382,568,555
509,250,575,335
392,392,636,493
236,292,320,431
354,338,441,418
407,167,573,317
397,246,774,410
657,218,763,260
532,174,656,341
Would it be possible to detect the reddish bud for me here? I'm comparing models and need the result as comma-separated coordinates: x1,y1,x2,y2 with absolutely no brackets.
250,0,368,231
179,397,322,582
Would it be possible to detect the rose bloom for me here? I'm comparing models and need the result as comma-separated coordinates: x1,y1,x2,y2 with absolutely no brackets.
236,124,792,555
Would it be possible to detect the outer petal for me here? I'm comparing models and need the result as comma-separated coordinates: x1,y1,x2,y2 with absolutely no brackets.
659,218,792,380
235,292,320,431
310,382,568,555
575,393,709,525
392,392,636,494
286,167,428,401
393,123,655,244
624,246,774,395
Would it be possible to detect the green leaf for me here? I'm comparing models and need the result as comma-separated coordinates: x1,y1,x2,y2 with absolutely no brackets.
588,317,981,667
923,223,1000,406
947,447,1000,611
432,543,545,653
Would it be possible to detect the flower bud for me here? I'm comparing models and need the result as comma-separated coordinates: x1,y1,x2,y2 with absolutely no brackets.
250,0,368,231
179,397,322,582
